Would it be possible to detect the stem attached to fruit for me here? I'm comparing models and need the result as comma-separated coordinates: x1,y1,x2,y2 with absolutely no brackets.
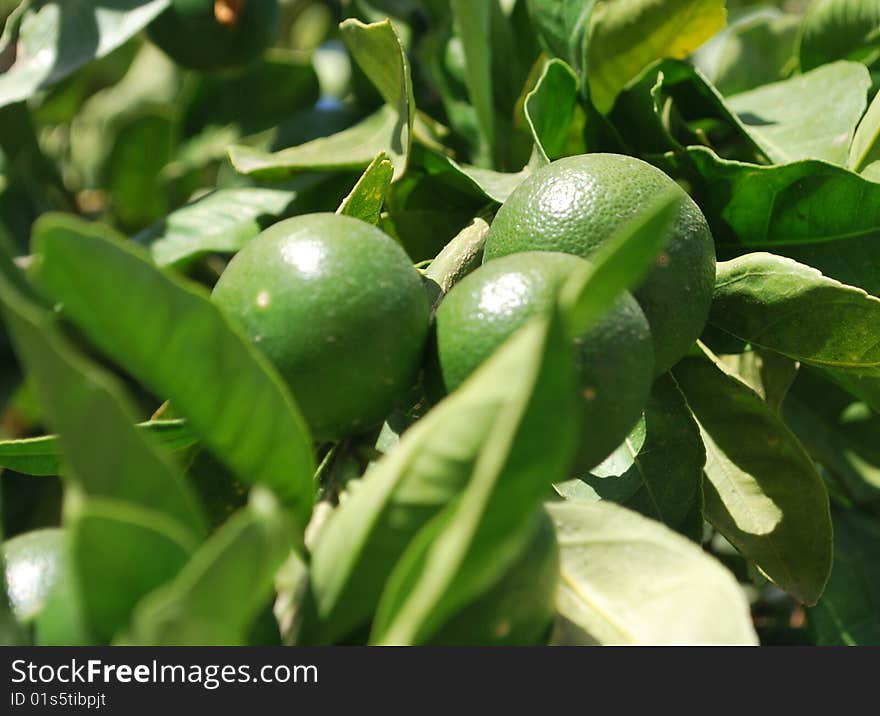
215,0,246,27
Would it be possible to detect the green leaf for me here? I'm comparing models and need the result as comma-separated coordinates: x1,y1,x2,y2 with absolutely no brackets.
849,87,880,173
808,508,880,645
127,489,296,646
547,500,756,645
799,0,880,72
560,185,682,336
587,0,727,113
0,419,195,477
557,374,705,540
450,0,494,158
674,354,833,605
0,0,170,108
230,19,413,181
711,253,880,378
415,144,531,203
686,145,880,292
371,312,579,645
718,349,798,414
136,181,324,269
336,153,393,225
692,7,800,96
524,0,596,73
524,59,579,163
307,310,578,644
67,496,195,643
725,61,870,166
0,250,206,536
29,214,316,526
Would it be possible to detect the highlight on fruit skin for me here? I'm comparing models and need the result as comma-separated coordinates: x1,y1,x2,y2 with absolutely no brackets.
147,0,281,72
434,251,654,472
211,213,431,442
483,153,716,376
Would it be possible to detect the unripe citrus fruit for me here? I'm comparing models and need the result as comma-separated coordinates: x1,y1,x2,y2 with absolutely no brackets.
434,251,654,470
483,153,715,375
148,0,280,72
212,213,430,441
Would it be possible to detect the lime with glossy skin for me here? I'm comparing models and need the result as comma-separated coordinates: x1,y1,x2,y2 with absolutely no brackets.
3,528,64,622
430,509,558,646
212,213,430,442
148,0,280,72
483,153,716,375
434,251,654,470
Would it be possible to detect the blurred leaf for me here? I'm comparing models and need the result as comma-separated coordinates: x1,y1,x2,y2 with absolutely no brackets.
692,7,800,96
337,153,393,224
525,58,579,163
67,496,194,643
711,253,880,378
30,215,316,525
0,248,206,535
231,19,413,181
450,0,494,160
136,180,324,269
2,528,63,622
588,0,727,113
127,489,296,646
725,61,870,166
0,0,170,108
849,87,880,173
307,310,578,645
686,146,880,293
808,508,880,645
523,0,595,73
0,419,195,476
674,354,833,605
799,0,880,72
557,374,705,540
548,500,756,645
371,312,579,645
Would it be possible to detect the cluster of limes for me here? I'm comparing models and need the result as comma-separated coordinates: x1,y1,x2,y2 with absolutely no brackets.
212,154,716,471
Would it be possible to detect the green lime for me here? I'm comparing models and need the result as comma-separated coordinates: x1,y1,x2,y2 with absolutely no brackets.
483,153,716,375
3,528,64,622
434,251,654,470
212,213,430,442
148,0,280,72
430,508,558,646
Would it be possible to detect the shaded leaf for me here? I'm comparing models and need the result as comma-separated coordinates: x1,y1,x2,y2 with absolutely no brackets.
718,349,798,414
849,86,880,173
450,0,494,157
524,58,579,163
548,500,756,645
674,354,832,605
799,0,880,71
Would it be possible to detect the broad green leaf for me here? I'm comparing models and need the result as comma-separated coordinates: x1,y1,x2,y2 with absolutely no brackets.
799,0,880,71
2,528,63,622
127,489,296,646
548,500,756,645
725,61,870,166
808,508,880,645
450,0,494,157
231,19,413,181
307,310,578,645
416,144,531,203
371,312,579,645
674,354,832,605
587,0,727,113
525,59,579,163
718,349,798,414
0,419,195,476
136,181,324,269
686,145,880,293
336,153,393,225
557,374,705,540
0,250,206,536
29,215,316,526
711,253,880,377
692,7,800,96
784,369,880,505
68,496,195,643
524,0,596,72
561,186,681,336
849,87,880,173
0,0,170,108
